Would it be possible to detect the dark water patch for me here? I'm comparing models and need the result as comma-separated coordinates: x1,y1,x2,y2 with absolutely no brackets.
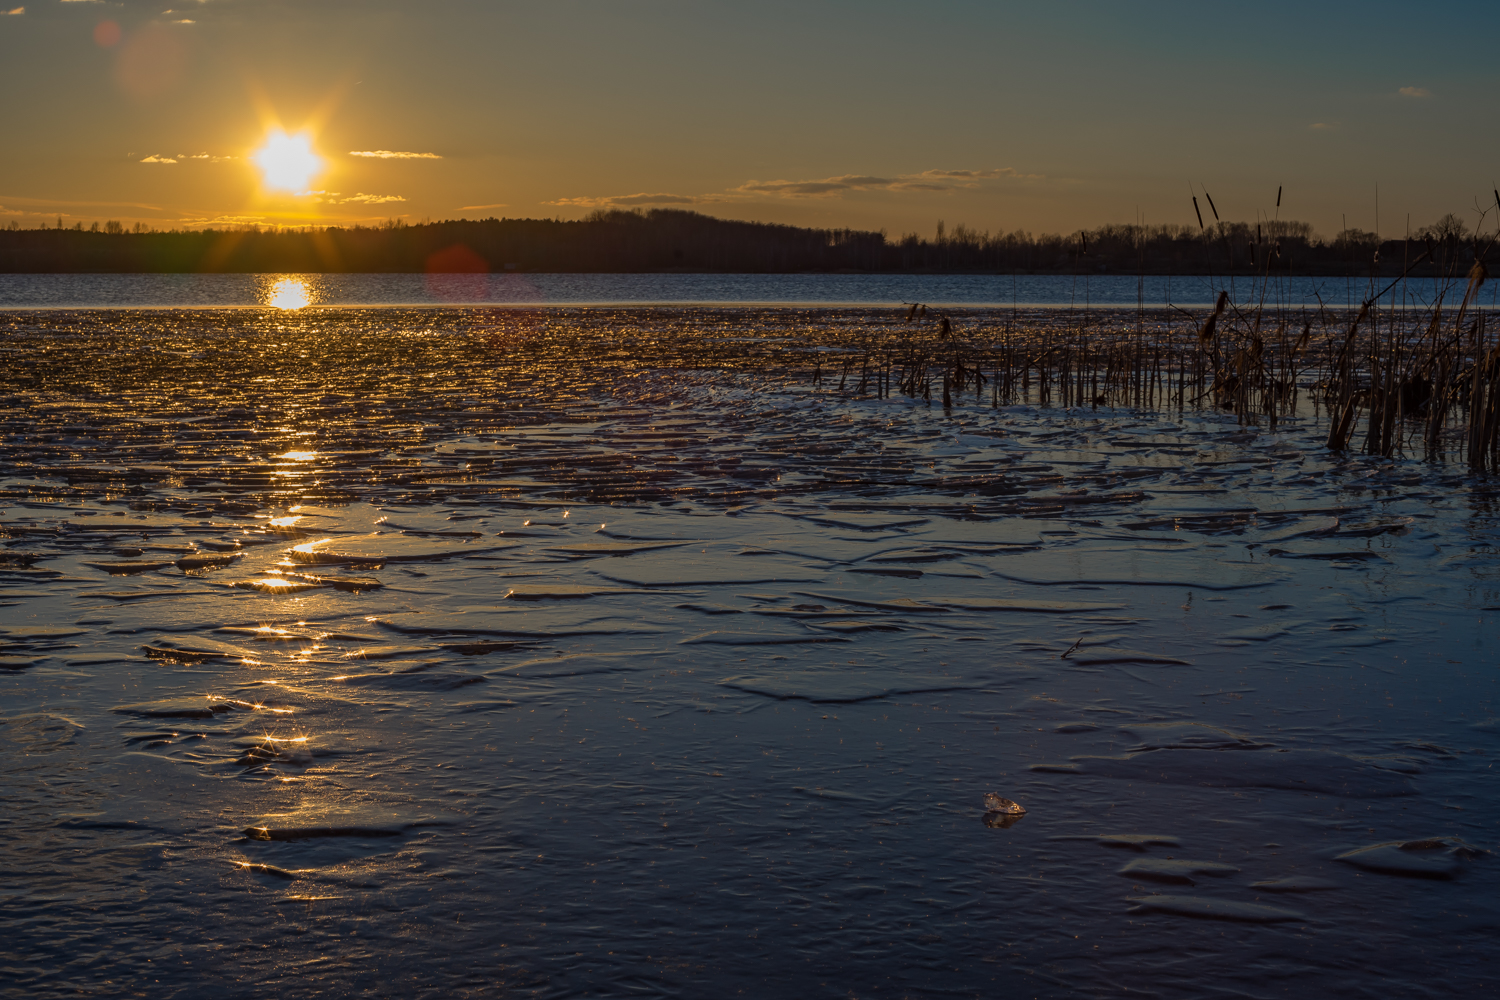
592,555,826,586
548,540,691,556
674,601,742,615
719,665,978,702
682,630,851,646
375,609,666,638
502,583,663,600
803,619,904,633
488,651,661,678
793,591,952,613
1034,748,1419,797
437,639,534,655
329,662,487,691
1125,895,1305,923
77,589,216,602
989,560,1281,590
1062,646,1192,666
1333,838,1485,879
229,861,304,879
112,696,240,720
1120,722,1268,751
81,560,176,575
933,596,1128,613
139,635,257,662
243,807,446,842
174,552,242,571
1219,619,1309,642
1117,858,1240,885
1250,877,1343,893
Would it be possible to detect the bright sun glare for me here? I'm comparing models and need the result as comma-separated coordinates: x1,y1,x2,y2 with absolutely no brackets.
252,129,322,192
266,277,311,310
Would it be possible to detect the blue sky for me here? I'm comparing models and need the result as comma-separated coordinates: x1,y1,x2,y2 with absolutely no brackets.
2,0,1496,237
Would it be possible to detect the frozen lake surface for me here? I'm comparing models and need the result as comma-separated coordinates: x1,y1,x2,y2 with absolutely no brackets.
1,307,1497,997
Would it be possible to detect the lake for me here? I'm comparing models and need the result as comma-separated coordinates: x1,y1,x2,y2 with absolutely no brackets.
2,305,1496,998
2,270,1487,309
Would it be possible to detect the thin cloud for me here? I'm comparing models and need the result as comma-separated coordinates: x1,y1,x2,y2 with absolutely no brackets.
1308,122,1338,130
547,192,706,208
349,150,442,159
140,155,178,164
1399,86,1432,98
178,215,268,228
736,167,1039,199
461,203,508,211
3,8,25,15
305,191,407,204
548,167,1040,210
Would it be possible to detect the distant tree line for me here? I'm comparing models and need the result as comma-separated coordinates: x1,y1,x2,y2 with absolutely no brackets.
0,208,1487,276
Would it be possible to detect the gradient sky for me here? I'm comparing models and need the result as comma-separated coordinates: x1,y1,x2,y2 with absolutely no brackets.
2,0,1497,240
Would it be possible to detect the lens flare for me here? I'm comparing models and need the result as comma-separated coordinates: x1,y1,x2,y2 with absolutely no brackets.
252,130,322,192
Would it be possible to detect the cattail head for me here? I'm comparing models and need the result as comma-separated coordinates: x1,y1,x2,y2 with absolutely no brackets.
1199,291,1228,344
1469,259,1488,292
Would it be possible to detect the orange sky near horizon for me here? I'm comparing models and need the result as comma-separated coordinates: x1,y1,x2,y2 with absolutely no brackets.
2,0,1498,242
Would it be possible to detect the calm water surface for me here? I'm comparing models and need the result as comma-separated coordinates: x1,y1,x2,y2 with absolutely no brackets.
5,271,1494,309
1,308,1496,998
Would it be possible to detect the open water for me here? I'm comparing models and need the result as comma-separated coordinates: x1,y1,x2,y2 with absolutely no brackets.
1,306,1497,998
5,271,1496,310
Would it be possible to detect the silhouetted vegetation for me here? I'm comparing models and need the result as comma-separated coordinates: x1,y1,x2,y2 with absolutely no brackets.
0,208,1489,276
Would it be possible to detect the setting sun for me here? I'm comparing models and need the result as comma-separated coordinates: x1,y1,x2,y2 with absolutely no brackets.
251,129,322,193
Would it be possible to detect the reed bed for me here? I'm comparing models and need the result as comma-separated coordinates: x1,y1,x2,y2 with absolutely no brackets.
802,261,1498,469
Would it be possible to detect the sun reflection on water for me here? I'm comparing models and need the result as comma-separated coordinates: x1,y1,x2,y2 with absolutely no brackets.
265,277,312,310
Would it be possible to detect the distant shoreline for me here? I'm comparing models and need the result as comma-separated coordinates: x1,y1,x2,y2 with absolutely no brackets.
0,208,1483,279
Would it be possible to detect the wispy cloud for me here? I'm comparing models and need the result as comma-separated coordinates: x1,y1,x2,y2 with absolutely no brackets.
3,8,25,15
349,150,442,159
140,155,178,164
461,203,508,211
304,191,407,204
547,192,705,208
1399,86,1432,98
186,152,236,162
548,167,1040,209
736,167,1037,198
178,215,268,228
